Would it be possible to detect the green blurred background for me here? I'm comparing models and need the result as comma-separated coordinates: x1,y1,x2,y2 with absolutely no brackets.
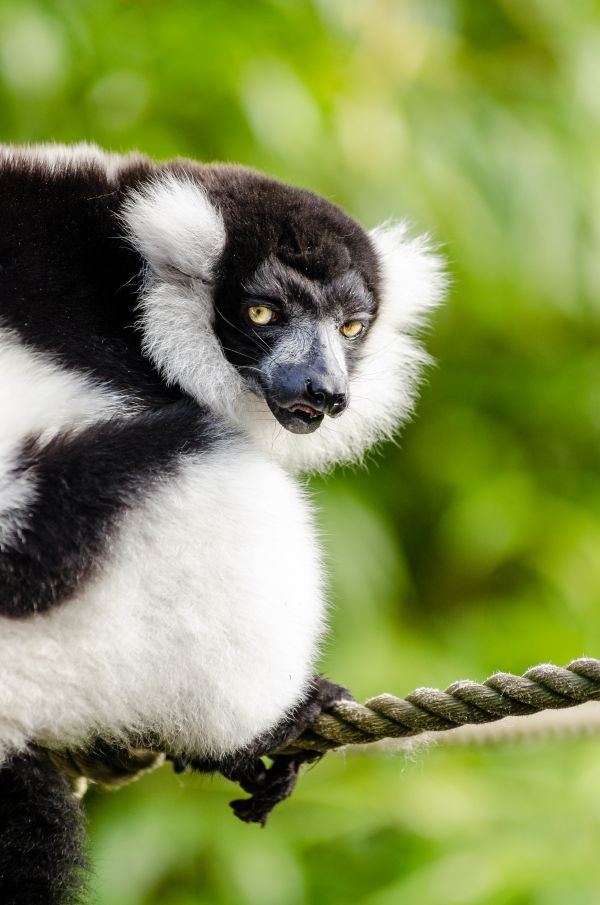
4,0,600,902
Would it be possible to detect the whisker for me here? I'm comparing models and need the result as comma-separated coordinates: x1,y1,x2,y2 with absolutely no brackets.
218,344,259,363
214,305,271,355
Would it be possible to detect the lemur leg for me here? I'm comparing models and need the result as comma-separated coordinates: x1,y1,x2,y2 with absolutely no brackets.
0,749,87,905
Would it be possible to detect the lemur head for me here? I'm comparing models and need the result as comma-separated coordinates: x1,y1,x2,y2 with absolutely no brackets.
122,162,446,472
206,167,379,437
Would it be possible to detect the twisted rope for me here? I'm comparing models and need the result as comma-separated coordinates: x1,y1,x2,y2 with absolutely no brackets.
273,657,600,754
47,658,600,789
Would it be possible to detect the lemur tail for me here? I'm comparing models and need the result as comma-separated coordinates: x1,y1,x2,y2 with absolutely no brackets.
0,749,87,905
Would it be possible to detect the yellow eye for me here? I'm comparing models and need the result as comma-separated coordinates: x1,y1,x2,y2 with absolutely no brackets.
248,305,275,325
340,320,364,339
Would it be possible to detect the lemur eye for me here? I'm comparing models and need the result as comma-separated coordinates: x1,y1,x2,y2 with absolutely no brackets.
248,305,275,326
340,320,364,339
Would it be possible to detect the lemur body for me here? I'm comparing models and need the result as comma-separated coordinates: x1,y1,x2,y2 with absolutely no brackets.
0,144,445,904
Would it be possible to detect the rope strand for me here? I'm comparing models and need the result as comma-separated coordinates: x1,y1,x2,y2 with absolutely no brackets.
273,657,600,754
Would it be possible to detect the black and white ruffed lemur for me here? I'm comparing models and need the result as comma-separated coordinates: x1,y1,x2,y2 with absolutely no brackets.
0,144,446,904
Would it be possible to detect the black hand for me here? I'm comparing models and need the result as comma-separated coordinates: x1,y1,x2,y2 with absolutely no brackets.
178,675,353,825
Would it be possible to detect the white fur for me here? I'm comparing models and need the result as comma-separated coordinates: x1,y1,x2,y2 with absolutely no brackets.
0,330,131,549
0,468,34,549
136,277,247,421
121,177,243,418
0,330,130,441
126,176,447,473
0,141,139,181
0,444,326,759
120,173,226,281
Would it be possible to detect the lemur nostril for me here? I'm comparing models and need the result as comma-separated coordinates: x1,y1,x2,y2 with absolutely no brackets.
305,379,325,405
330,394,348,415
304,380,347,415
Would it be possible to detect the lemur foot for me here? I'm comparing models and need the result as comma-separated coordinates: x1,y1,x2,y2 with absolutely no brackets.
172,675,352,825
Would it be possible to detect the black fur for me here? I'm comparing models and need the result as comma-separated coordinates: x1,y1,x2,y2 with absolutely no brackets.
193,163,379,291
0,400,228,618
194,164,380,381
0,750,87,905
0,155,169,399
0,154,379,400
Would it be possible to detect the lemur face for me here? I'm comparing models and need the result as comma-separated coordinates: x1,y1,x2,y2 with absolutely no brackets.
202,166,381,434
213,256,381,434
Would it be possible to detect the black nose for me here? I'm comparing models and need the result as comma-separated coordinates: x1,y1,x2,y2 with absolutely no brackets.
305,379,348,417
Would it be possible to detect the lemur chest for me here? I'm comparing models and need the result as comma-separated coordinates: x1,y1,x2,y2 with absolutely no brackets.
0,445,327,757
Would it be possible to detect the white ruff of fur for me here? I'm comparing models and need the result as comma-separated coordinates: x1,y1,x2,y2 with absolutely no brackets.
0,447,326,759
120,173,227,282
121,175,248,419
126,176,447,472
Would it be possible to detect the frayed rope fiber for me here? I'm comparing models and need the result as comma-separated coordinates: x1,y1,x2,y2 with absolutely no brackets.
45,658,600,789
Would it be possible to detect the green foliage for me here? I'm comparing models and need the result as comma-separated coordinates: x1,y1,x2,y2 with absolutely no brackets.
3,0,600,901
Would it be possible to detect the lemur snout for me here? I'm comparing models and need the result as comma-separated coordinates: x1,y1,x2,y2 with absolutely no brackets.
277,367,348,416
304,379,348,417
265,365,349,434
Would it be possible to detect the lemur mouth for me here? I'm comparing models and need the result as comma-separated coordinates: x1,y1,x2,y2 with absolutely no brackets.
289,403,320,418
270,402,325,434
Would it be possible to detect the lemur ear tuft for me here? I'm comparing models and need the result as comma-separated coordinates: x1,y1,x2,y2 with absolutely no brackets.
369,221,448,330
121,173,226,282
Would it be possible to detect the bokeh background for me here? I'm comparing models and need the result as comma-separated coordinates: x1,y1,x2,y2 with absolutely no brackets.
4,0,600,902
